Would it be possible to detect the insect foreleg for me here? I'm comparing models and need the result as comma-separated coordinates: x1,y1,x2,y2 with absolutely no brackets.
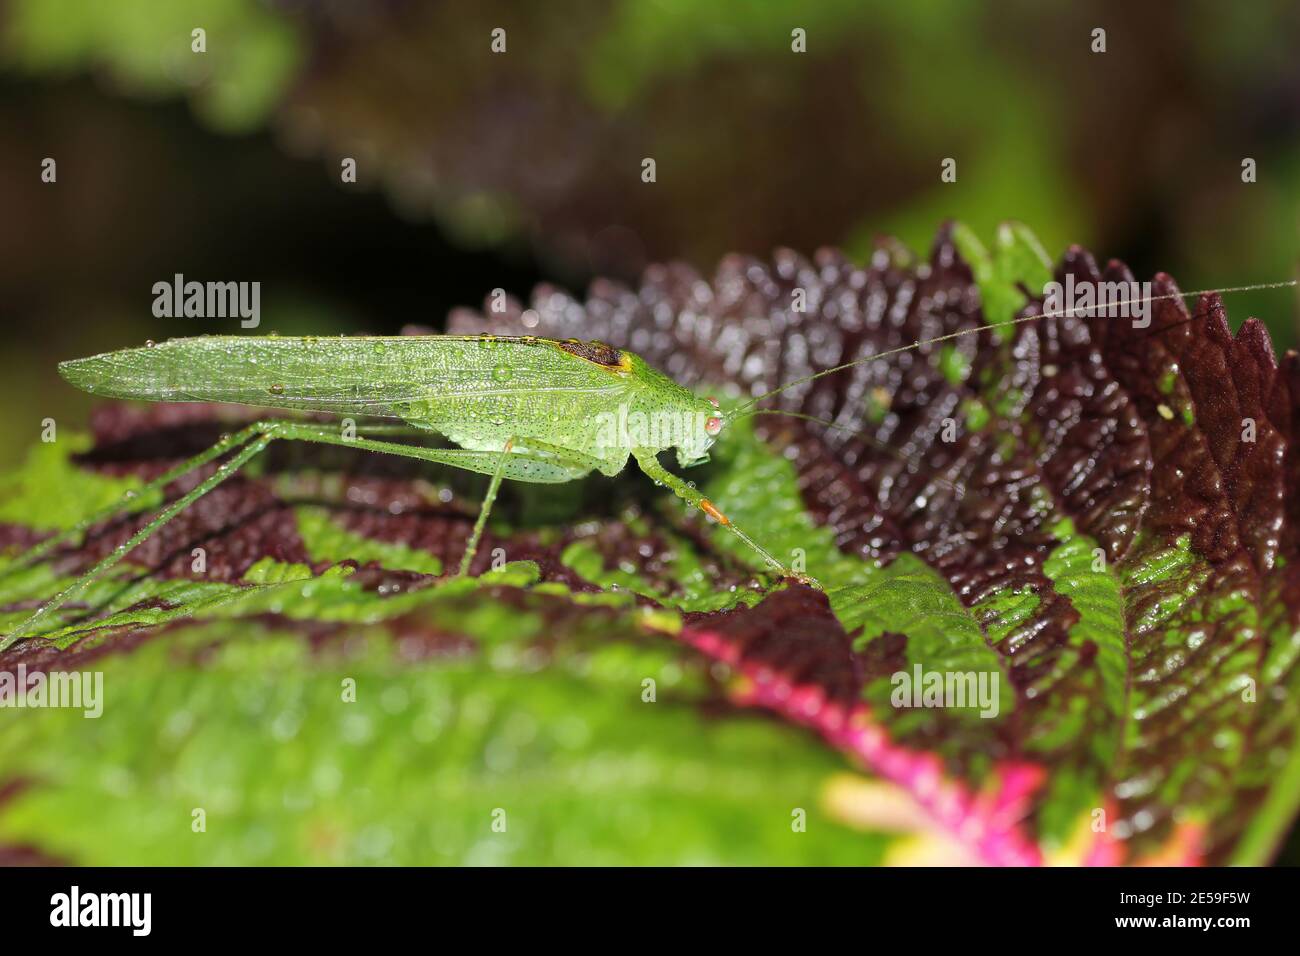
1,428,274,648
630,449,817,587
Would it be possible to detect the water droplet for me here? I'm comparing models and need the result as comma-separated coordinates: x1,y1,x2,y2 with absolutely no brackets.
144,339,156,349
492,365,512,382
269,383,285,396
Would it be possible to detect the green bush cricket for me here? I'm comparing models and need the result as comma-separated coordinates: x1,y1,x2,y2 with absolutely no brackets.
2,277,1292,649
0,332,795,647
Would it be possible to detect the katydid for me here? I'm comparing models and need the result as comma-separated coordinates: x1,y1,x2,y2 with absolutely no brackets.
0,333,783,646
1,278,1293,648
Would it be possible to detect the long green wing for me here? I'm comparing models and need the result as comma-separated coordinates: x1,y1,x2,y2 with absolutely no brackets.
58,335,626,419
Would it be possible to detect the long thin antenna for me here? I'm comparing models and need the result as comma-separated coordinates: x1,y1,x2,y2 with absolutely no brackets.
738,407,969,500
729,278,1298,419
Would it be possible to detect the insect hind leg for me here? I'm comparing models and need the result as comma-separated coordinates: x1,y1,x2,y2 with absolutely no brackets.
1,420,605,647
1,421,270,581
1,425,274,649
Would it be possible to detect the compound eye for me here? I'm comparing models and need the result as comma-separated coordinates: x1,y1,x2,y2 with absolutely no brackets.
705,416,724,437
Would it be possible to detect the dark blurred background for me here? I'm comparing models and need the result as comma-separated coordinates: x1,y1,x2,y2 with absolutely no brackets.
2,0,1299,467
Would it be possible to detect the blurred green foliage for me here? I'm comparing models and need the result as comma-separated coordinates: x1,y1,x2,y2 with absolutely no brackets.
0,617,888,865
4,0,299,131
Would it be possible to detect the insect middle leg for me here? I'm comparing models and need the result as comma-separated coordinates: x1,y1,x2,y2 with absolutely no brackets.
460,438,512,575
